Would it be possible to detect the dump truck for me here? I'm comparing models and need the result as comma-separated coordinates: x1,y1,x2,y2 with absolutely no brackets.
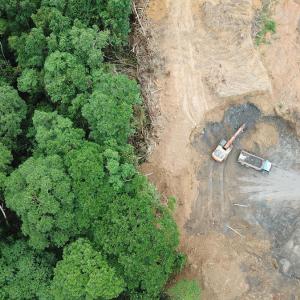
212,124,246,162
238,150,272,173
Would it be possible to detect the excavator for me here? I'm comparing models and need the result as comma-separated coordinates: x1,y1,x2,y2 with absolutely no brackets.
212,123,246,162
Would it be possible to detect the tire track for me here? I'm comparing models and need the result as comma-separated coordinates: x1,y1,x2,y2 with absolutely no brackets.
167,0,208,126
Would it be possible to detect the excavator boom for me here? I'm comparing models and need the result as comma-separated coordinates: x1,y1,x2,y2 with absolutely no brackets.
224,123,246,150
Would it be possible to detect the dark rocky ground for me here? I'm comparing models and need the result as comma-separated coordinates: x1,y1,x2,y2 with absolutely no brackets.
187,103,300,280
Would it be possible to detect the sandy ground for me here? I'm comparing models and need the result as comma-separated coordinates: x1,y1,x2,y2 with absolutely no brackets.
142,0,210,230
138,0,300,298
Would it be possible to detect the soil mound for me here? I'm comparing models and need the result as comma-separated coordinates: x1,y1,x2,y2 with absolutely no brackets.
241,122,279,152
200,0,271,98
275,104,300,139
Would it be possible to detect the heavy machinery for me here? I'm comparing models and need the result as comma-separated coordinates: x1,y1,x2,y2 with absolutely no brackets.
238,150,272,173
212,123,246,162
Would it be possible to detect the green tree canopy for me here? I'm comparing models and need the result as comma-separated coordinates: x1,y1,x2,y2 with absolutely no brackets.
82,71,141,145
0,0,40,33
32,110,84,156
17,68,43,94
92,175,180,299
32,6,71,34
0,59,18,85
5,155,77,250
44,51,90,104
0,83,27,150
40,0,131,46
100,0,132,46
51,238,125,300
40,0,102,26
65,142,105,230
0,239,54,299
47,20,108,69
32,111,136,231
0,0,182,298
9,27,47,69
68,22,108,69
102,147,136,192
0,142,12,191
91,69,141,102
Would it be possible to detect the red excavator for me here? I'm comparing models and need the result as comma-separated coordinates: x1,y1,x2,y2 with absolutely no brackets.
212,123,246,162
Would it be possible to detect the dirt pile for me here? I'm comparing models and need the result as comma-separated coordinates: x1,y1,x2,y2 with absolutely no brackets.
199,0,271,98
241,122,279,152
275,104,300,138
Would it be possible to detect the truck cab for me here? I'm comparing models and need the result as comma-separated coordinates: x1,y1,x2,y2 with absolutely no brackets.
262,159,272,172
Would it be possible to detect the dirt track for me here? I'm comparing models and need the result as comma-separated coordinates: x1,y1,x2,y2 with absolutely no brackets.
143,0,209,229
140,0,300,298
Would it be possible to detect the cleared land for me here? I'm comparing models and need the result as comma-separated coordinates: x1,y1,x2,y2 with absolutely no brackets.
139,0,300,298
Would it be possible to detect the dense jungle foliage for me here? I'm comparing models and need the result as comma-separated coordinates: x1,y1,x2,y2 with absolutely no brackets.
0,1,182,299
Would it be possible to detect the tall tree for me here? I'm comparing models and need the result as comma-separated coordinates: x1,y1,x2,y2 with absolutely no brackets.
0,239,54,299
100,0,132,46
32,6,71,35
32,110,84,156
51,238,124,300
65,141,105,230
0,142,12,192
0,83,27,150
82,71,141,145
5,155,77,250
92,175,180,299
17,68,43,94
0,0,40,33
47,20,108,69
44,51,89,104
9,27,47,69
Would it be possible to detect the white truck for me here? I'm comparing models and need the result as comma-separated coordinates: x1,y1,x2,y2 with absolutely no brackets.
238,150,272,173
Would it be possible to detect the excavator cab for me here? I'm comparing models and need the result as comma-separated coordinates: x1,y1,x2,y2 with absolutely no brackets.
219,139,227,148
212,142,233,162
212,124,246,162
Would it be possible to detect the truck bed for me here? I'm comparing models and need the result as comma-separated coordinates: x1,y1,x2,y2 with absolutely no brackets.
238,150,264,169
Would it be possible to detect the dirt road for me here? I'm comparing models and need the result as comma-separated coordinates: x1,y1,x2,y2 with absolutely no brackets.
140,0,300,298
143,0,209,229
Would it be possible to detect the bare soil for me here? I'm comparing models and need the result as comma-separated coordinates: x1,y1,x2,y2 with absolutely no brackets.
138,0,300,298
240,122,279,152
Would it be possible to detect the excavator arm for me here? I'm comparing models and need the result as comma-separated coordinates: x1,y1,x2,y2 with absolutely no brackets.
224,123,246,150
